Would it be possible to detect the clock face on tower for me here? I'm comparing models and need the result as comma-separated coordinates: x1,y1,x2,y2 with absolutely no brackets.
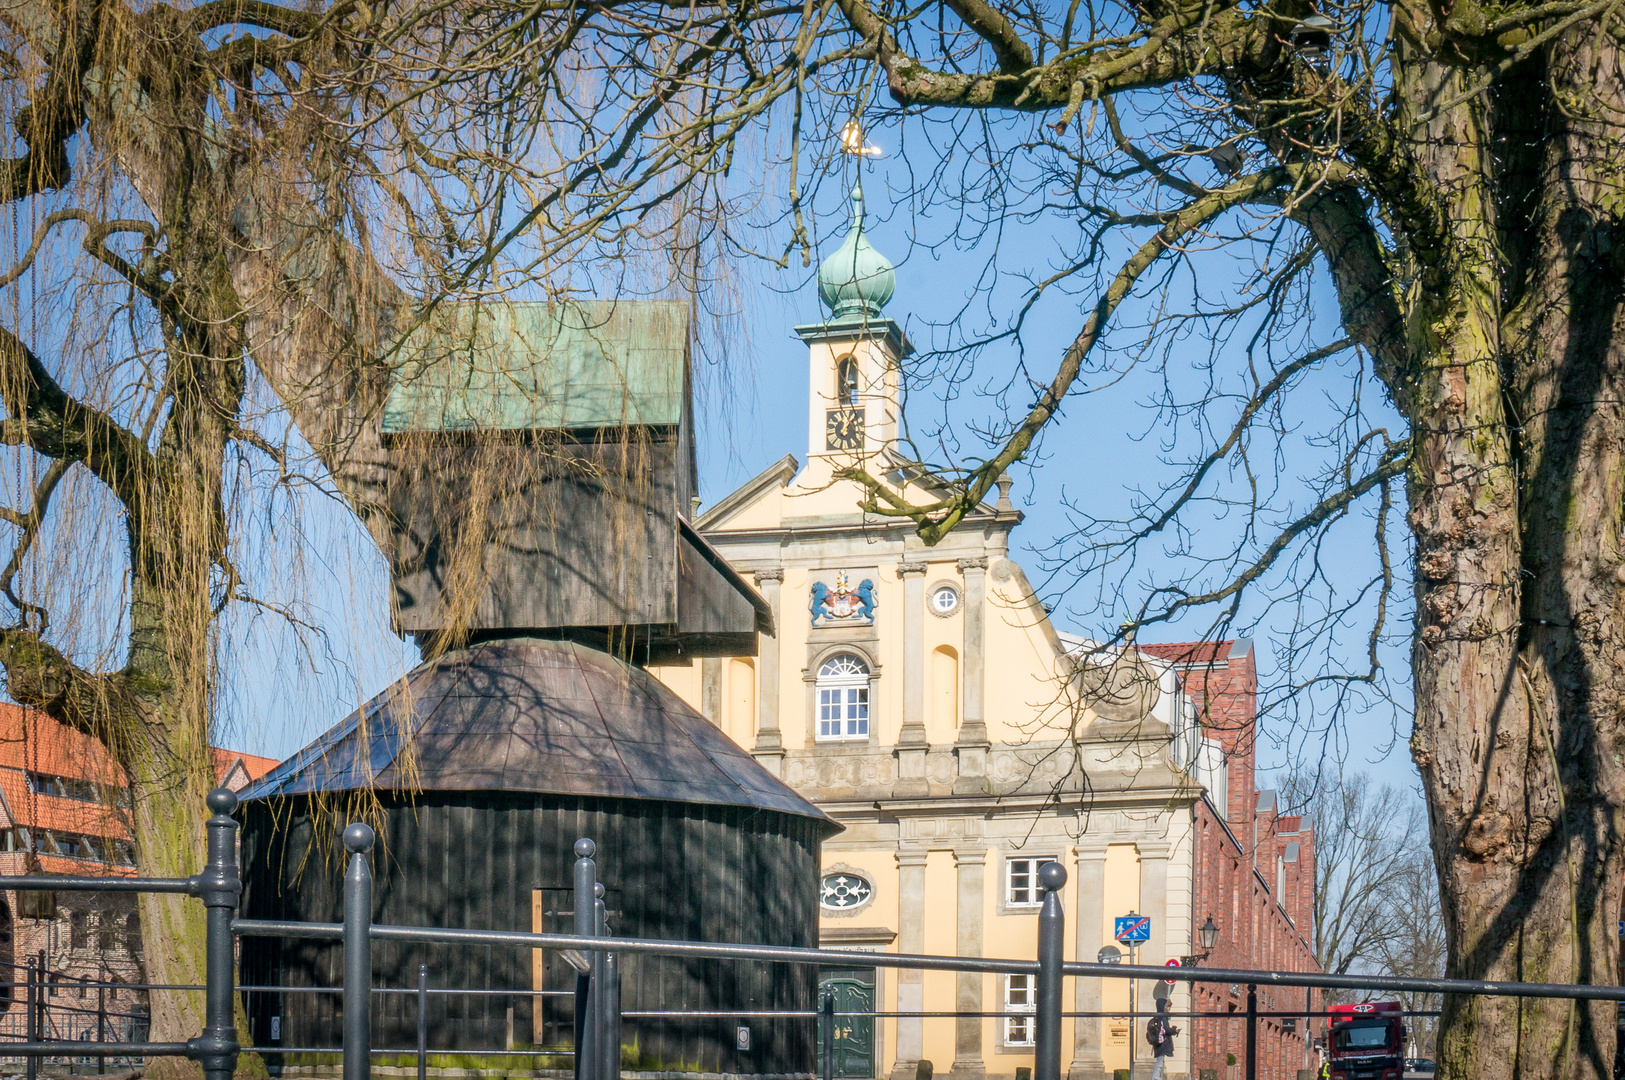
826,407,866,451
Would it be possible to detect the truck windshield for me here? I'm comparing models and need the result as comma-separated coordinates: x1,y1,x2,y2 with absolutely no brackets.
1335,1024,1392,1050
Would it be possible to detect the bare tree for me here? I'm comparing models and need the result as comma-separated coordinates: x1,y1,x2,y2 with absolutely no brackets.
1372,848,1448,1059
1282,768,1423,980
0,0,781,1065
4,0,1624,1077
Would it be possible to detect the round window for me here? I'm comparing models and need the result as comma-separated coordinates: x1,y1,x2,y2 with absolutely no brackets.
930,585,961,615
819,872,874,910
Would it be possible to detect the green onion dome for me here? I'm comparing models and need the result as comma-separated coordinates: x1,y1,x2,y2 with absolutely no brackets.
817,183,896,317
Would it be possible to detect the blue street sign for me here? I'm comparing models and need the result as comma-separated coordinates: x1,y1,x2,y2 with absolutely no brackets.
1114,915,1151,942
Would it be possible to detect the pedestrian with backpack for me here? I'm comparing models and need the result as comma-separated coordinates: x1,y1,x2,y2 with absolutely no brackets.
1147,998,1179,1080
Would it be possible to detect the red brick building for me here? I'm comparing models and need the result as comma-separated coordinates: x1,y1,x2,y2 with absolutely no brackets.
0,703,275,1042
1141,640,1322,1080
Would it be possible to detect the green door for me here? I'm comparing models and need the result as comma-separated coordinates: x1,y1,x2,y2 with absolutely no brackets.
818,977,875,1079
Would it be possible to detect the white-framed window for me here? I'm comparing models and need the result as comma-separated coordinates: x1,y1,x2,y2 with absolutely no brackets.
817,653,871,741
1004,974,1035,1046
1006,856,1058,906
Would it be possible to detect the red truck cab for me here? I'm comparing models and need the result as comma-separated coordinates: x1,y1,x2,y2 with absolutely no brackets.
1328,1002,1406,1080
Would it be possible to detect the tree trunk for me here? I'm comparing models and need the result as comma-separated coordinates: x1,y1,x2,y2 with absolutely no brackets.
1401,21,1625,1080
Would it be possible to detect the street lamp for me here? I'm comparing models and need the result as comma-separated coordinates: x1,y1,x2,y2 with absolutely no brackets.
1195,915,1221,962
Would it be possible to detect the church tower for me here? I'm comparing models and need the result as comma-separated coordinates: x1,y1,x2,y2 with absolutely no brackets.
796,183,913,473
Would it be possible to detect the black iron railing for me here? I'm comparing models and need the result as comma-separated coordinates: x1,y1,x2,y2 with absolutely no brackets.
0,789,1616,1080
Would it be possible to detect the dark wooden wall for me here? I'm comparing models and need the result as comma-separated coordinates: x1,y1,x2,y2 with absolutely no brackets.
239,793,821,1076
387,431,688,635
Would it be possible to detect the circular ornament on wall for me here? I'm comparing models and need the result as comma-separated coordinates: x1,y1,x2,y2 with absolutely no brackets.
819,867,876,914
928,582,962,617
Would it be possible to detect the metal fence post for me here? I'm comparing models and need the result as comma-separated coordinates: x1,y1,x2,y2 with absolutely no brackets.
25,954,37,1080
1035,861,1067,1080
594,883,615,1080
190,788,243,1080
602,931,620,1080
417,963,428,1080
573,838,598,1080
1245,986,1258,1080
97,982,105,1075
342,822,376,1080
820,987,835,1080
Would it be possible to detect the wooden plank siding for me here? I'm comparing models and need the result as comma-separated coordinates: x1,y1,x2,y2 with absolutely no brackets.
239,793,823,1076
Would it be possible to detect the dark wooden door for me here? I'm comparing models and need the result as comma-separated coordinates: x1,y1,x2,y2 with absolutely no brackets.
818,977,875,1079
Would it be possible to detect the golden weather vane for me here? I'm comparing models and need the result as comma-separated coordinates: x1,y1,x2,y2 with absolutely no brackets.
839,120,884,157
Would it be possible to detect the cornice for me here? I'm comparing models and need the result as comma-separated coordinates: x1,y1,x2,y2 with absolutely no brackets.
695,453,799,531
809,788,1198,820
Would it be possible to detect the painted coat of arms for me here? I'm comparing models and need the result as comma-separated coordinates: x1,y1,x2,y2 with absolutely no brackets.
810,571,877,626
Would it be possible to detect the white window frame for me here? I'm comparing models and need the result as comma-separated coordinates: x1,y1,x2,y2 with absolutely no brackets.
816,654,871,742
1003,974,1035,1047
1005,856,1058,907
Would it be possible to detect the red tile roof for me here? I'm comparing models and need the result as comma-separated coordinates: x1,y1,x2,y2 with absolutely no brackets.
212,748,279,788
0,703,277,873
1138,640,1235,666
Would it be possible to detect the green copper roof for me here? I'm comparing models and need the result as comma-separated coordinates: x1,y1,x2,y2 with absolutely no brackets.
817,183,896,318
382,301,689,434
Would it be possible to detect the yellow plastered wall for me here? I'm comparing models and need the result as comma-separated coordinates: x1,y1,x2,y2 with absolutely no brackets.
973,847,1079,1074
921,852,959,1069
658,663,702,712
983,570,1076,745
819,848,900,1071
1102,844,1144,1074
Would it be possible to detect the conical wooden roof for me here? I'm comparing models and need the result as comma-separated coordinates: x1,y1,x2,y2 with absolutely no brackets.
241,637,831,825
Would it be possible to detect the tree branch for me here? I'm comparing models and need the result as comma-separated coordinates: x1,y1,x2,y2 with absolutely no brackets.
0,324,157,512
836,165,1296,542
184,0,325,36
0,0,98,202
941,0,1034,72
0,458,71,631
0,626,135,744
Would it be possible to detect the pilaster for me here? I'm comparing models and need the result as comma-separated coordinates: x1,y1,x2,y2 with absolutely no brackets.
752,568,785,776
954,557,990,795
1069,839,1111,1080
950,848,987,1080
1130,843,1171,1080
894,562,930,797
890,849,930,1080
701,658,722,727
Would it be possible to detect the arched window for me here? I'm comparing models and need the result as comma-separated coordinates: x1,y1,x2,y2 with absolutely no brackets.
816,653,870,741
837,357,860,407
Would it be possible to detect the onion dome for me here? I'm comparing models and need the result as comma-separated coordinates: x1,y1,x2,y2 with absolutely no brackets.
817,183,896,317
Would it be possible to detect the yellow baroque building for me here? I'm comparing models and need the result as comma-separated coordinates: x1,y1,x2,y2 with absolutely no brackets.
652,188,1218,1080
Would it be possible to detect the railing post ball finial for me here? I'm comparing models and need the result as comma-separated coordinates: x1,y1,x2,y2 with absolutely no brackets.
1038,860,1067,893
343,822,376,854
595,882,605,898
575,837,596,858
206,787,238,816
